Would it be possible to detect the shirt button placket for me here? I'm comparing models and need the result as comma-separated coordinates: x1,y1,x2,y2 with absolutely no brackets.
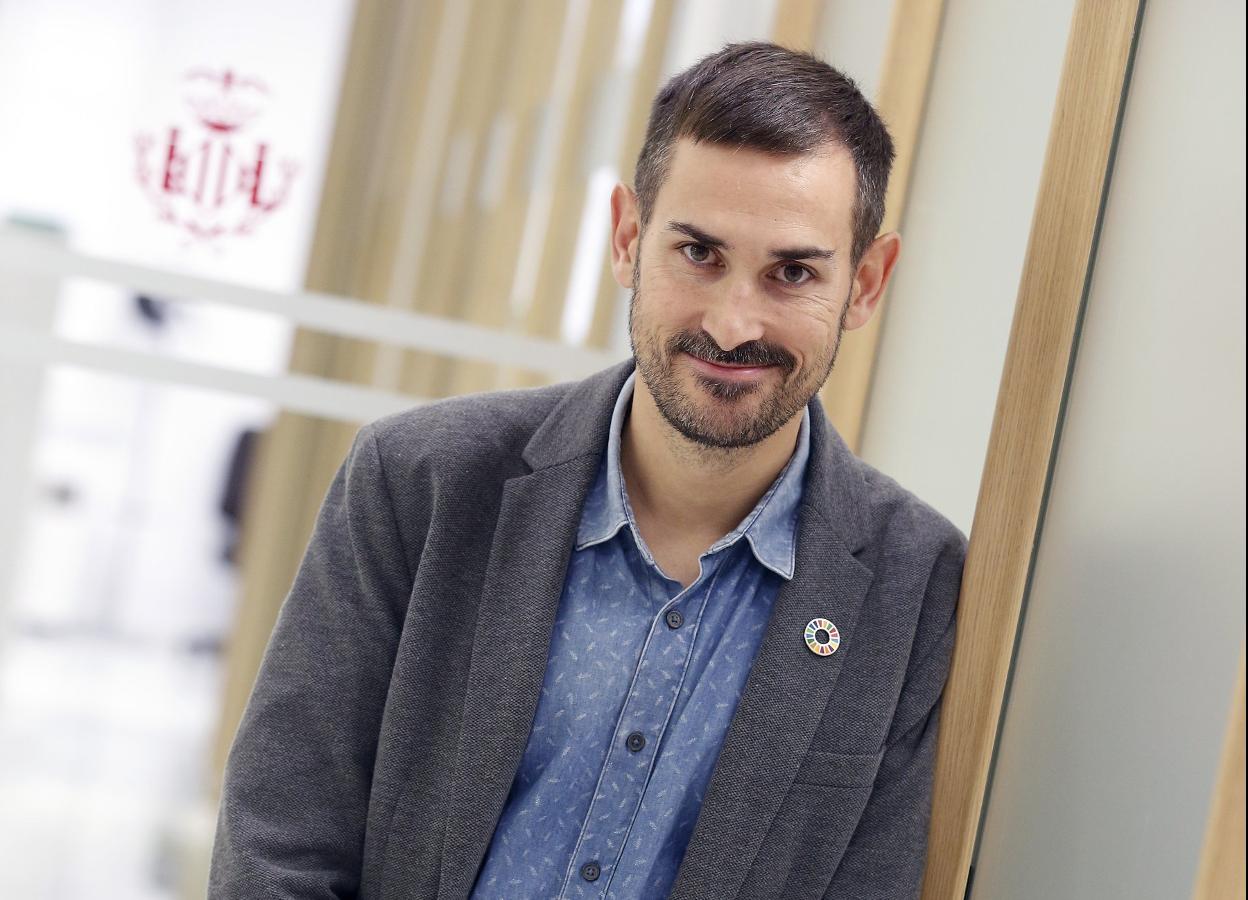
565,584,698,898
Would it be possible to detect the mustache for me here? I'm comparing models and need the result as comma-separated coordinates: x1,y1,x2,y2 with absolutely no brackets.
668,330,796,372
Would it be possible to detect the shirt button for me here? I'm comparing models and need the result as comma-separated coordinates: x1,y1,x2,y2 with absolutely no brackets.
665,609,684,629
581,861,601,882
626,731,646,752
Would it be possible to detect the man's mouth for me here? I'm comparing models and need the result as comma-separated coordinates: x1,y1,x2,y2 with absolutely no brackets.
682,351,777,380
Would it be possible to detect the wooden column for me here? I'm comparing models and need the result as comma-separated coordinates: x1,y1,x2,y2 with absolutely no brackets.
397,0,523,397
771,0,825,51
817,0,945,453
921,2,1144,896
515,0,627,368
1192,645,1246,900
441,1,571,396
213,0,451,788
584,0,678,353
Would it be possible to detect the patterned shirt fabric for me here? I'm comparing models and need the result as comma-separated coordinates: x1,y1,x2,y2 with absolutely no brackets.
469,371,811,900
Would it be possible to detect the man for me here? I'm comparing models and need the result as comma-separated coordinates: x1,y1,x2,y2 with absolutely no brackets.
209,41,966,899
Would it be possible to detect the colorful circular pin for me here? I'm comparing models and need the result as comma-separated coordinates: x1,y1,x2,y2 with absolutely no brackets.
804,617,841,656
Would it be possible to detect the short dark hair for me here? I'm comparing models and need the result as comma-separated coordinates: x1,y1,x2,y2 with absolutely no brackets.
634,41,895,265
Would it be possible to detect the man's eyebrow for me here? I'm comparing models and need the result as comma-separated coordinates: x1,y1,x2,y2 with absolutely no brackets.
667,221,729,249
770,245,835,262
667,220,835,263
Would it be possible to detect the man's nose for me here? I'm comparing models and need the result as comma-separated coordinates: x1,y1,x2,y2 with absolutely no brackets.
700,276,767,352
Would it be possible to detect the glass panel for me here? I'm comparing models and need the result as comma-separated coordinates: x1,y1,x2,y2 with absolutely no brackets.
970,1,1246,896
858,0,1079,535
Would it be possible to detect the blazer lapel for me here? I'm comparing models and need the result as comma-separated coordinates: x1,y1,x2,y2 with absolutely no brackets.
436,361,635,900
668,400,875,900
436,461,598,900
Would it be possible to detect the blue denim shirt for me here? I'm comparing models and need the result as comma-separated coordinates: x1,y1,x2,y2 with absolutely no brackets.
470,372,810,899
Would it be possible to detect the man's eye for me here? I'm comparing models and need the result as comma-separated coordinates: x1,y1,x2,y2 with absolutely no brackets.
778,263,812,285
682,243,713,264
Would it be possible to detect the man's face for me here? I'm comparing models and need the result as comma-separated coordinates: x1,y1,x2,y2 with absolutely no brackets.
616,137,869,449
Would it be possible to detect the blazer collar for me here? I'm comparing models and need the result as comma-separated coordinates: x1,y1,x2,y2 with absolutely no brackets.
523,357,873,556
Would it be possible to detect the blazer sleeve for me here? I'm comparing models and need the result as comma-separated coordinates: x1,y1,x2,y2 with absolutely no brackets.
208,423,413,899
822,530,967,900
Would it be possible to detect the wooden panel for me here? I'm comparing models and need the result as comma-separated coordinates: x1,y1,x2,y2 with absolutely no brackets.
368,0,475,391
772,0,824,51
213,0,444,786
817,0,944,453
584,0,677,351
440,1,569,396
398,0,522,397
920,2,1143,897
1192,645,1246,900
501,0,626,389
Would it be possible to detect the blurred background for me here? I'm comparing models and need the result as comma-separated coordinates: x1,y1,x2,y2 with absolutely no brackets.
0,1,1242,898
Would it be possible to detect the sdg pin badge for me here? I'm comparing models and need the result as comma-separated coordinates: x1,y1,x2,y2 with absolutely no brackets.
804,617,841,656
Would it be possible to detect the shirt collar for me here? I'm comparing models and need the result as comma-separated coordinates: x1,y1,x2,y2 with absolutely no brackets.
574,370,810,580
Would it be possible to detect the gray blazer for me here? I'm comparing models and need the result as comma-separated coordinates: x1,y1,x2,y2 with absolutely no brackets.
209,359,967,900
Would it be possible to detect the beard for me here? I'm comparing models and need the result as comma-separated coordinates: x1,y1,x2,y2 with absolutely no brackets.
627,284,849,450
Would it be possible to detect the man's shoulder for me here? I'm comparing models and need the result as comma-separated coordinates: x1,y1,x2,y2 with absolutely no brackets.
360,379,575,476
848,453,968,568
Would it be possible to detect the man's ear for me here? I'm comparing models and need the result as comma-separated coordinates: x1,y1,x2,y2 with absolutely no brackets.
843,231,902,331
610,183,641,289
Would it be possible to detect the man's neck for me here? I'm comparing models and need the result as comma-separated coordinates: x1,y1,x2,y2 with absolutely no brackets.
620,376,803,543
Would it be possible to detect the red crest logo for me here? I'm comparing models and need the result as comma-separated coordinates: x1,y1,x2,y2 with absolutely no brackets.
135,68,300,244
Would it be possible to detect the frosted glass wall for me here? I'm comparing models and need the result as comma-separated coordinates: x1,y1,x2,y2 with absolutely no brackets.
858,0,1077,536
970,2,1246,897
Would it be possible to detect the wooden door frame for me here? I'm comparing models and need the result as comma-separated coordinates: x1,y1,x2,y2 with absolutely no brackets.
920,1,1146,896
1192,644,1246,899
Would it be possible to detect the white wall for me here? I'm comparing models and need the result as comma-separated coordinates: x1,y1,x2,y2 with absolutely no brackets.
970,1,1246,897
858,0,1077,535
